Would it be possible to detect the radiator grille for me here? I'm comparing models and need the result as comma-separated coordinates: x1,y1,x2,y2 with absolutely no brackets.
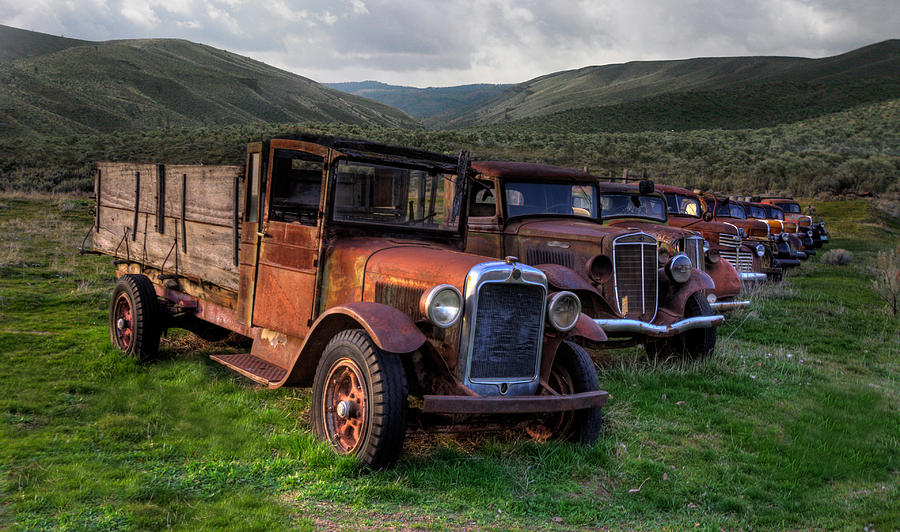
720,250,754,273
678,237,704,271
524,247,574,268
718,232,741,249
613,234,658,321
468,282,545,381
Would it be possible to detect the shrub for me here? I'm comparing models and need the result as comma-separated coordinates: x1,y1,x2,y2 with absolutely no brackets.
821,248,854,265
871,250,900,316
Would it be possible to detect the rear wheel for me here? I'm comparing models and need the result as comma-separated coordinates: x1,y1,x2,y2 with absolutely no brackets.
646,291,717,359
526,341,603,444
311,329,407,469
109,274,162,362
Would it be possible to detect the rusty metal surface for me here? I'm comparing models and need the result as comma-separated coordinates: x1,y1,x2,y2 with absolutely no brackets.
472,160,594,181
422,390,608,414
705,257,741,299
316,302,428,354
210,353,287,387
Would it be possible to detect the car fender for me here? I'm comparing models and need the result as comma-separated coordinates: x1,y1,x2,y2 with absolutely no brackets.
283,302,427,386
658,268,715,316
534,263,618,317
706,256,740,299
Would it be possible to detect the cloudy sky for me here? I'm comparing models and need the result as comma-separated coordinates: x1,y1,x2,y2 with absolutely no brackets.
2,0,898,87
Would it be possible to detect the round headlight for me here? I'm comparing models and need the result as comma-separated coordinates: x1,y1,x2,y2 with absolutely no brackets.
420,284,462,328
588,255,613,283
666,253,693,284
755,244,765,257
547,291,581,332
807,230,813,237
705,248,720,264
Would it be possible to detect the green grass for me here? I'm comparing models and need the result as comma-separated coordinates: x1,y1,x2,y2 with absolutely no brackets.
1,196,899,529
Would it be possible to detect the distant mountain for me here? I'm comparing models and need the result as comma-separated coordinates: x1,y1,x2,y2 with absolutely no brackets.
0,25,418,136
448,40,900,128
325,81,509,125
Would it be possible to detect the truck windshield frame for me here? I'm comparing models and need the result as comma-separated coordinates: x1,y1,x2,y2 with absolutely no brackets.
501,181,598,220
664,193,702,218
600,193,668,223
330,158,466,238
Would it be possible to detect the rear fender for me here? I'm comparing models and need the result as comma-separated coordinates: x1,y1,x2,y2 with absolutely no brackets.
283,302,426,386
658,268,715,316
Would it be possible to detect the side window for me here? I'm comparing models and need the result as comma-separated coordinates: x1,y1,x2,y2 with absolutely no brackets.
246,152,261,223
268,149,324,225
469,180,496,217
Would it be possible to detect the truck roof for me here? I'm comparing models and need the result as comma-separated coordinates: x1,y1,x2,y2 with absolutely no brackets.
471,160,594,181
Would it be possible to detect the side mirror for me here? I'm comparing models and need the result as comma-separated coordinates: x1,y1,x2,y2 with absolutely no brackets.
703,211,714,222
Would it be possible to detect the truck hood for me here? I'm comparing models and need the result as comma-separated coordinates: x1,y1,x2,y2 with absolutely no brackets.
606,220,694,244
509,218,633,244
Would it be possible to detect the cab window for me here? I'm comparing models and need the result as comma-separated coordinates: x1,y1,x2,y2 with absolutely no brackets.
268,149,324,225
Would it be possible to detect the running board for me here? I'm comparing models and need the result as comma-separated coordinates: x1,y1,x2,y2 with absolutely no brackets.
210,353,287,387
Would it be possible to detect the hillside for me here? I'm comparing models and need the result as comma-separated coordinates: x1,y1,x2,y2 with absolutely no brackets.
447,40,900,128
0,25,418,136
0,24,88,63
325,81,509,125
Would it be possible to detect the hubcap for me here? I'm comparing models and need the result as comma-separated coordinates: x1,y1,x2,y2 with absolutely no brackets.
322,358,368,454
112,293,134,349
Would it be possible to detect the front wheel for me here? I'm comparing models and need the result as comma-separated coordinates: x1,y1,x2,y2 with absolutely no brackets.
526,341,603,444
645,291,717,359
311,329,408,469
109,274,162,362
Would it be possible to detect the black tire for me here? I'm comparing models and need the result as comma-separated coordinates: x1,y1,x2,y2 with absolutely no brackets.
646,291,717,359
526,341,603,444
109,274,162,362
311,329,408,469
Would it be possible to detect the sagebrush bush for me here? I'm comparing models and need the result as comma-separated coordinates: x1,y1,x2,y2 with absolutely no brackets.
821,248,854,265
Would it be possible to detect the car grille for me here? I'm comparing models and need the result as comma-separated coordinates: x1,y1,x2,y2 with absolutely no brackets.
678,237,704,271
720,249,754,273
613,233,658,321
468,282,545,381
718,232,741,249
524,246,574,269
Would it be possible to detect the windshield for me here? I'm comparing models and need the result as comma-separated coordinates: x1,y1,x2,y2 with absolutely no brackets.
715,202,746,219
764,206,784,220
503,181,598,218
332,160,462,233
781,202,801,214
748,205,767,219
600,193,667,222
664,193,702,218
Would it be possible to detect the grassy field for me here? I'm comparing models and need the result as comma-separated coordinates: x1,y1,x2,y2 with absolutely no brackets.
1,196,898,530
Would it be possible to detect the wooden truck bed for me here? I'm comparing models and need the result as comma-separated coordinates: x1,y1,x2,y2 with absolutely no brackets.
93,162,245,293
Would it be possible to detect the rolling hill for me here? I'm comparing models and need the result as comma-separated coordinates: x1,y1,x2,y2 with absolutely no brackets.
0,25,418,136
325,81,509,125
446,40,900,128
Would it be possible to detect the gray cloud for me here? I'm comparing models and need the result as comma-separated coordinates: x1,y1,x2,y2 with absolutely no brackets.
2,0,897,86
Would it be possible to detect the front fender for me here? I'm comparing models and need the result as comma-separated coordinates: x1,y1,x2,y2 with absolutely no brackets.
658,268,715,317
706,258,740,299
283,302,427,387
534,263,617,317
569,313,607,343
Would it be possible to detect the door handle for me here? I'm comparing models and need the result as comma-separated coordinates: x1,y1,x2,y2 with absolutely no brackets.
257,232,270,238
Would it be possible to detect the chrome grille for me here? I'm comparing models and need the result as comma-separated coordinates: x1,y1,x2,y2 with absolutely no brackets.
525,247,574,269
718,232,741,249
469,283,545,381
612,233,658,321
678,237,704,271
720,250,754,273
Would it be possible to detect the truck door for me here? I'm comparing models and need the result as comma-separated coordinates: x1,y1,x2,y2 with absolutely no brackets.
250,140,329,338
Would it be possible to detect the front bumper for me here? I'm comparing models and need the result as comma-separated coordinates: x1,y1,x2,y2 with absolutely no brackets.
740,272,768,282
594,315,725,338
709,300,750,312
422,390,608,414
773,258,801,269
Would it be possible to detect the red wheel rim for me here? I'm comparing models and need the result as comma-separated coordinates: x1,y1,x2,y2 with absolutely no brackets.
113,293,134,350
322,358,368,454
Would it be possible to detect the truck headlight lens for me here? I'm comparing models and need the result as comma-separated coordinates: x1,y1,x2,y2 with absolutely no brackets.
756,244,765,257
666,254,693,284
547,291,581,332
807,230,813,237
705,248,720,264
420,284,462,328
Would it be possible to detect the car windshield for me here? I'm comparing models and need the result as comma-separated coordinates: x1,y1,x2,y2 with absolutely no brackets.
502,181,598,218
664,193,702,217
763,206,784,220
600,193,667,222
332,160,462,234
781,202,801,213
748,205,767,219
715,202,746,219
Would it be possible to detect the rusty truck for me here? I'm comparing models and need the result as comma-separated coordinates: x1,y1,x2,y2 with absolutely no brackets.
88,135,609,469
